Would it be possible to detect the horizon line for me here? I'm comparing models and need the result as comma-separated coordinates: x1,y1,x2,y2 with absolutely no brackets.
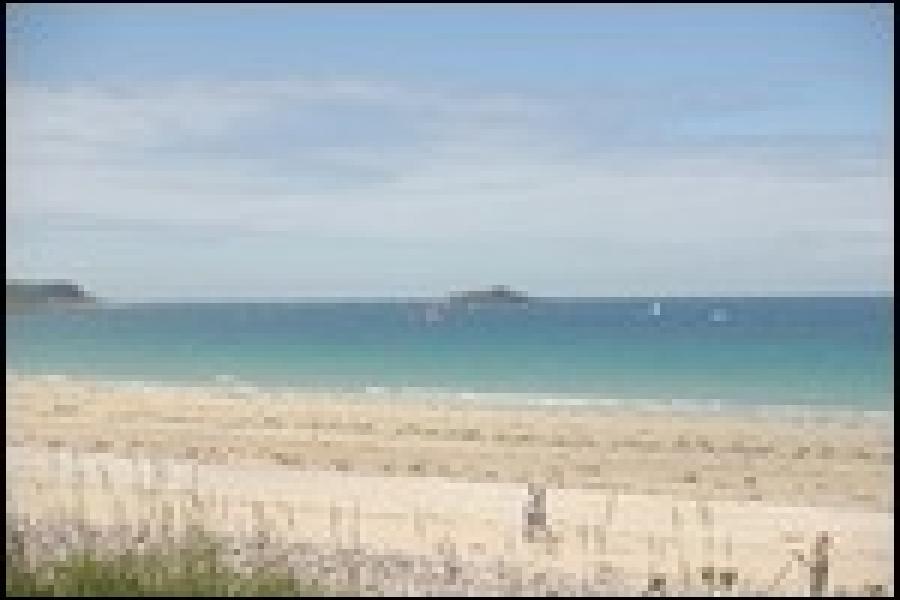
99,292,894,303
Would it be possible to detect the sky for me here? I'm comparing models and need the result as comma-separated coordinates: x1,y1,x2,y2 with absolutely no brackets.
5,4,894,299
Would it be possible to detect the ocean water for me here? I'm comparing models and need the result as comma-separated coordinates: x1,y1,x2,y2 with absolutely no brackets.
5,297,894,410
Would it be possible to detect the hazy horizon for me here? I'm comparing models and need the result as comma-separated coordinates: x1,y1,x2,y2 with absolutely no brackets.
7,277,894,303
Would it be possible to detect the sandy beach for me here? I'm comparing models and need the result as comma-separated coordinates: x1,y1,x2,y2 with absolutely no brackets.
5,374,894,595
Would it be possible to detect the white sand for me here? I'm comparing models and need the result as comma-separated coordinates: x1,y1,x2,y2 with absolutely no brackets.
5,374,894,595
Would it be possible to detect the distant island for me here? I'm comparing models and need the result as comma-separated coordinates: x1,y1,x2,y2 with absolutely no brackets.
6,280,96,311
446,285,528,305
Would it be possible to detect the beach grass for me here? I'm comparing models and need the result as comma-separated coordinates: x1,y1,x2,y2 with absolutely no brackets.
5,526,326,597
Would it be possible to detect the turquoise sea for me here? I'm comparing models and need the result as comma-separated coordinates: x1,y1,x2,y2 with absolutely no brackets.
5,297,894,410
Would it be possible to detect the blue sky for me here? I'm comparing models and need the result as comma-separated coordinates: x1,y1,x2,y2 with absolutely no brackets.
6,4,893,298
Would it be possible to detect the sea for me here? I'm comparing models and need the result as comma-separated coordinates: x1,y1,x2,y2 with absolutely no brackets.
5,297,894,411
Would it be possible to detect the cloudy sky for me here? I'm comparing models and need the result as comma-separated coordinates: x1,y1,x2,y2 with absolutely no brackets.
5,4,893,299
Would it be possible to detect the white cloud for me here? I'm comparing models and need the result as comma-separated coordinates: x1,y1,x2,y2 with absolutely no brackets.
5,79,893,296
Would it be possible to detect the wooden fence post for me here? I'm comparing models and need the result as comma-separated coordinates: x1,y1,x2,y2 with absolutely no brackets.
810,531,830,596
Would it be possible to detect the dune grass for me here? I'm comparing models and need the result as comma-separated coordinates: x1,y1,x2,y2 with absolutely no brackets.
5,527,326,597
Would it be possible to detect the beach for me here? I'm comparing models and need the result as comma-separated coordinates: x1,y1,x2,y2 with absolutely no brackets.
5,373,893,595
7,1,895,594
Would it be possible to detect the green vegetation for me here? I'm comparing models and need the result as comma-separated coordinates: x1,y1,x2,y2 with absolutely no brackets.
6,528,325,597
6,280,95,311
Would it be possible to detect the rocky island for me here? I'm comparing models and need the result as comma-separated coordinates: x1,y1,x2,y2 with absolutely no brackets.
6,280,96,311
447,285,528,305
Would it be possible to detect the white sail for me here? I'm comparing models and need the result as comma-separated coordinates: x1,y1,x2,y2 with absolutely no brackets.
710,308,729,322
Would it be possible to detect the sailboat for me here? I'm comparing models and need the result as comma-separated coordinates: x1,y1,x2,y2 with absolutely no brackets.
649,301,662,317
709,307,729,323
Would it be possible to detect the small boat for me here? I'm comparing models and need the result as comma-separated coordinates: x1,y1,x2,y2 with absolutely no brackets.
649,301,662,317
424,304,444,323
710,308,729,322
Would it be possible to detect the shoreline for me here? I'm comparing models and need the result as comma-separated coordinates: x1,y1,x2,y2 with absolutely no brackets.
5,370,894,423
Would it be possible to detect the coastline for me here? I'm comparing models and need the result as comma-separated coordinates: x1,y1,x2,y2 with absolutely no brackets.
5,369,893,422
6,372,894,594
